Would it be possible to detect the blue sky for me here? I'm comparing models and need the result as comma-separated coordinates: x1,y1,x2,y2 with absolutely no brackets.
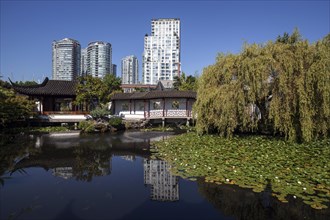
0,0,329,83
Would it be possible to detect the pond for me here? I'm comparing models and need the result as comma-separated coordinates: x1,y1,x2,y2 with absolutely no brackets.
0,131,329,220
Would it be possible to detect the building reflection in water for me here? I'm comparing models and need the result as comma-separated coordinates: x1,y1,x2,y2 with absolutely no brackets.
52,167,73,179
144,159,179,202
121,155,136,162
11,134,179,201
95,156,112,176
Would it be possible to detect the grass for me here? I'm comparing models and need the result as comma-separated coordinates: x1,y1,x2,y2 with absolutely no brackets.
151,132,330,209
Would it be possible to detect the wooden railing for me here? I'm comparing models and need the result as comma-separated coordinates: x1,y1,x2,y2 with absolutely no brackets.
147,109,192,118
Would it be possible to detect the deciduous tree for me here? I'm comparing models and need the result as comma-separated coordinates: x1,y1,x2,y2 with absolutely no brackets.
173,72,198,91
75,74,123,110
0,81,35,126
75,75,108,110
195,31,330,142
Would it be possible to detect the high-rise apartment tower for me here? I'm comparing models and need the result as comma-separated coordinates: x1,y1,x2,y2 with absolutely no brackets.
86,41,112,78
121,55,139,84
52,38,81,81
80,48,87,77
142,18,181,84
112,64,117,77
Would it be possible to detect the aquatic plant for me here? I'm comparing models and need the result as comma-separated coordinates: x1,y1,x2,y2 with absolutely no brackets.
152,133,330,209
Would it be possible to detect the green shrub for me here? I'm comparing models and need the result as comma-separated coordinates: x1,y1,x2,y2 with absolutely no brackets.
78,120,95,133
33,126,69,133
90,106,110,119
109,116,122,127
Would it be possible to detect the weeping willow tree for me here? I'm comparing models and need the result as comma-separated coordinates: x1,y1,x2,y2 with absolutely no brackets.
195,30,330,142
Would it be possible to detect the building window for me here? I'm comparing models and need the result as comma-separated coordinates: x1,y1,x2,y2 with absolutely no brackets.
122,103,129,111
172,100,179,109
153,101,161,110
139,103,144,111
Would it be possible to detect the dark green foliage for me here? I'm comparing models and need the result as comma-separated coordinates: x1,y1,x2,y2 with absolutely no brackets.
103,74,122,100
75,75,108,110
108,116,122,127
75,75,122,110
78,120,95,133
0,80,11,89
0,82,35,126
90,106,111,119
276,28,301,44
134,87,148,92
173,72,198,91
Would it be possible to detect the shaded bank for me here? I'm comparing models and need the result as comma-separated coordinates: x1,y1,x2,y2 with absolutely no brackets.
198,179,330,220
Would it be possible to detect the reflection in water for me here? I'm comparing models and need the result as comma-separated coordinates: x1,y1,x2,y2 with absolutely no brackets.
1,132,329,220
52,167,73,179
3,132,179,202
52,158,112,180
198,178,330,220
121,155,136,162
144,159,179,202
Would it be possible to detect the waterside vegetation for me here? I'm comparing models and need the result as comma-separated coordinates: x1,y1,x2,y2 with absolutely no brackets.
195,30,330,142
152,132,330,209
0,79,35,127
78,116,124,133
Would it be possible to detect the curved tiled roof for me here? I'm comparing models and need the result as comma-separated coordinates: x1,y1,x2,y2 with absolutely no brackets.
111,90,196,100
10,77,76,96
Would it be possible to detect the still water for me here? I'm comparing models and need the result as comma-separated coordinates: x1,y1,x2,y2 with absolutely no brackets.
0,131,329,220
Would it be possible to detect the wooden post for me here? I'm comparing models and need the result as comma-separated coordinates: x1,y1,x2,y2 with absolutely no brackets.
144,100,146,119
186,119,190,127
163,98,165,117
148,100,150,118
40,97,44,114
130,100,132,114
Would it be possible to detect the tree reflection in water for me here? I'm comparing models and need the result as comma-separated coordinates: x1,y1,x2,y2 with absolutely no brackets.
1,132,329,220
197,178,330,220
3,132,167,184
0,134,39,186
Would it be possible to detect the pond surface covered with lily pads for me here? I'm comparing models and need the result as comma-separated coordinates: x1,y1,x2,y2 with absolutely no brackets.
0,131,329,220
152,133,330,210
